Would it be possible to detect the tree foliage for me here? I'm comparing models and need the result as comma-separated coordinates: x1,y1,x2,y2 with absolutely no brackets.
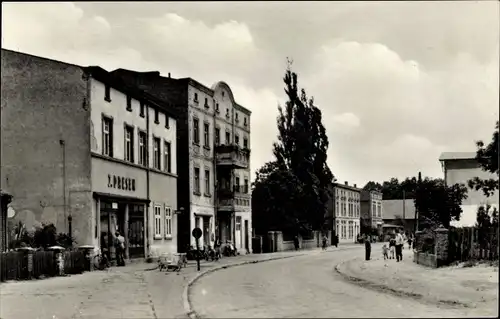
252,60,334,235
468,121,499,197
414,177,468,229
363,177,419,200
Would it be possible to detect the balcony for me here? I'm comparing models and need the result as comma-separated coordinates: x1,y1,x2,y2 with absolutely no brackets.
217,185,251,211
215,144,250,169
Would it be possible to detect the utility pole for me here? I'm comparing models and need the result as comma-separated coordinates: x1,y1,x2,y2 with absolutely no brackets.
415,172,421,233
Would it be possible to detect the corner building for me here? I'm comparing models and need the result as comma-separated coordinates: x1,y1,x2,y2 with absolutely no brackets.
111,70,253,254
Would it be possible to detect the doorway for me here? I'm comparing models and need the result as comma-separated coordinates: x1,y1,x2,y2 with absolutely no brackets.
244,220,249,253
203,217,210,248
128,204,145,258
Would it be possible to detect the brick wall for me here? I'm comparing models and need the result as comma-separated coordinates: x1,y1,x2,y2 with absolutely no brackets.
1,49,92,246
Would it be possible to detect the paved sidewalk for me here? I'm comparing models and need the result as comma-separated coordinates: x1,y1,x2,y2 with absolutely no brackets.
1,247,345,319
336,250,499,313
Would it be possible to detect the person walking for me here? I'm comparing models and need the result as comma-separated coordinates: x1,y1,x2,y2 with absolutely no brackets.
322,234,328,250
293,235,300,251
364,235,371,261
395,229,404,262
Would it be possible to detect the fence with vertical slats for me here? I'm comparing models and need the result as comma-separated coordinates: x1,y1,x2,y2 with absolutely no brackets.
448,226,499,263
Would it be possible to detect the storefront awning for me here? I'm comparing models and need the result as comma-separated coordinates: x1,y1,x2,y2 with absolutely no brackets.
93,192,150,204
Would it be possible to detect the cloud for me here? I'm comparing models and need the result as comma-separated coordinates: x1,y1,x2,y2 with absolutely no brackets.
2,2,498,188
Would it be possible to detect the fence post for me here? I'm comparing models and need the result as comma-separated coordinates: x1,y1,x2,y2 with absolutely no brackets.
434,226,449,267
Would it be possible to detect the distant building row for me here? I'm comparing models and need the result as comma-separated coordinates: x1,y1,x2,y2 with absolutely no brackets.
0,49,252,257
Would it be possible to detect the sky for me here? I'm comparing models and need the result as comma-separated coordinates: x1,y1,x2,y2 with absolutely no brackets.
2,1,499,187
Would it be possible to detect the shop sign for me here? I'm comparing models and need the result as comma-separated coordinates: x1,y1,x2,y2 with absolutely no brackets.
107,174,136,191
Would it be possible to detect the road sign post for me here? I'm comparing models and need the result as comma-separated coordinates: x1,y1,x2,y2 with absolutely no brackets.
192,227,202,272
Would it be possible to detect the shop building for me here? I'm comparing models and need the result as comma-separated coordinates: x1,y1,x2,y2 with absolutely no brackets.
1,49,178,259
111,70,252,253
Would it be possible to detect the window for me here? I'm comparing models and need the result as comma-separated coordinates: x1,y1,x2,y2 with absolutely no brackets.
222,91,225,97
153,137,161,169
243,137,248,149
140,102,145,118
105,85,111,102
335,201,339,217
164,207,172,238
244,178,249,194
225,108,230,119
215,127,220,145
244,117,247,127
126,96,132,112
235,112,239,122
154,109,159,124
235,134,240,146
236,216,242,231
164,141,171,173
343,202,346,216
154,205,162,238
348,221,354,239
215,103,220,113
194,93,199,103
341,221,347,239
204,122,210,147
225,131,230,145
194,167,200,194
372,203,376,217
235,176,240,192
138,131,148,166
193,117,200,144
204,169,210,196
165,115,169,128
124,125,134,163
204,98,209,108
102,116,113,157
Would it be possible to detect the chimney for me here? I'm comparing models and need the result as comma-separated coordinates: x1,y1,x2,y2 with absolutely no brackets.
344,181,348,186
168,72,171,78
354,184,357,188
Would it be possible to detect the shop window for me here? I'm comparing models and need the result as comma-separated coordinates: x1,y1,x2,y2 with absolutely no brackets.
154,205,162,239
164,207,172,238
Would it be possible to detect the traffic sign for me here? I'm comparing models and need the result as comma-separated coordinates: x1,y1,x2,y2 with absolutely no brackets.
192,227,202,239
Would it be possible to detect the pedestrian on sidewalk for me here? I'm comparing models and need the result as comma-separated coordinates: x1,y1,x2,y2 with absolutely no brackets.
395,229,404,262
364,235,371,261
293,235,300,251
382,244,389,260
389,235,396,259
114,231,126,266
322,234,328,250
407,235,413,250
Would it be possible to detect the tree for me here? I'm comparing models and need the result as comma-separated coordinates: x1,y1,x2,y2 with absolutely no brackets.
414,177,468,229
468,121,499,197
363,177,418,200
252,60,334,234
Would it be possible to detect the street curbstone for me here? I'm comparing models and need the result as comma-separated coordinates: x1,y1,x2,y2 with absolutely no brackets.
334,258,472,309
183,253,308,319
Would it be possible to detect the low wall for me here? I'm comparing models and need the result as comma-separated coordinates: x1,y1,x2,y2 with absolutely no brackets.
266,230,324,253
282,240,295,251
414,251,437,268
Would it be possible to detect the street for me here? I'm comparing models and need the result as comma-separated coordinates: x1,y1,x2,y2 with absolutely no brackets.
190,246,497,318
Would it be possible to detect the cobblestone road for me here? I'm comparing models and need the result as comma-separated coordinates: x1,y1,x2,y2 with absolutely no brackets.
190,246,496,318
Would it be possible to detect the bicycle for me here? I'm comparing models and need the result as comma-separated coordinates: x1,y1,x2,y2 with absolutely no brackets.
93,250,110,270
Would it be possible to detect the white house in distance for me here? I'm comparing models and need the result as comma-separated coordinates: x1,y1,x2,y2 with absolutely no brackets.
439,152,499,227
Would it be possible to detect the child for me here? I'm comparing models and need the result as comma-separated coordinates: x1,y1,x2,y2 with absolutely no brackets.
389,237,396,259
382,244,389,260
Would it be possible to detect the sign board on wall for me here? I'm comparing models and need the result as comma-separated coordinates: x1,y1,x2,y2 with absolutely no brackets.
91,157,147,198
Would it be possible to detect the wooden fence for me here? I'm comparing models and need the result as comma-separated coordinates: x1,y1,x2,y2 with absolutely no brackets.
448,226,499,263
0,249,87,282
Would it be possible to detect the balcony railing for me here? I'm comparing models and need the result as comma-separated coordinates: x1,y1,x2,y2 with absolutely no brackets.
217,185,251,211
215,144,250,169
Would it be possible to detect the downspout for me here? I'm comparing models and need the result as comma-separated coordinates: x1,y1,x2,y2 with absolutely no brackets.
213,98,218,242
145,102,151,258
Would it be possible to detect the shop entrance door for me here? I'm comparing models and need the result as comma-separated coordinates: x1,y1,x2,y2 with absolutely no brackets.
128,204,145,258
203,217,210,248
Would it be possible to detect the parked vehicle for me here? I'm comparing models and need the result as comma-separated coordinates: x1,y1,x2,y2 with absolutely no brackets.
205,245,220,261
223,241,237,257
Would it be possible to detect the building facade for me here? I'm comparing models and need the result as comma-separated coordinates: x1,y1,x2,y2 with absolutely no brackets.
111,70,253,254
360,190,383,234
382,199,416,236
1,49,179,259
329,182,361,243
439,152,499,227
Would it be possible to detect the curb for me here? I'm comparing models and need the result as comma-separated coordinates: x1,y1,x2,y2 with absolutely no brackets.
183,245,365,318
183,253,309,319
334,258,472,309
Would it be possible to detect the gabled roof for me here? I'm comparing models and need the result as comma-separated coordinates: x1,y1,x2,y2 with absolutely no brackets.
382,199,416,220
439,152,477,161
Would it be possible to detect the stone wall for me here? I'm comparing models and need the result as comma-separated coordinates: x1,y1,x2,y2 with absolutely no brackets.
267,230,327,252
414,251,437,268
414,226,449,268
